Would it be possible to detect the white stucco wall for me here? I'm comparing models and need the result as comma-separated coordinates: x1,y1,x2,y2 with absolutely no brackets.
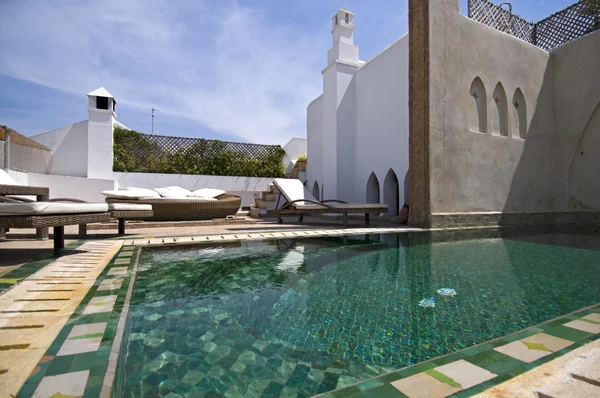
31,121,89,177
112,172,274,208
282,137,307,174
306,95,324,198
306,29,410,214
87,109,115,179
7,170,115,202
353,34,410,209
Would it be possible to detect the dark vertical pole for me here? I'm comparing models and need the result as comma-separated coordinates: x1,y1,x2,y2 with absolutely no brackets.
118,218,126,235
78,224,87,239
54,226,65,250
408,0,431,227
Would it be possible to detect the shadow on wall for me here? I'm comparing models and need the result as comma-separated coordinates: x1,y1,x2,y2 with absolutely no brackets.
568,99,600,211
501,63,556,214
503,31,600,217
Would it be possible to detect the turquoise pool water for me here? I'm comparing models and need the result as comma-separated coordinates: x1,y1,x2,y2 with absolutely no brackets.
116,230,600,397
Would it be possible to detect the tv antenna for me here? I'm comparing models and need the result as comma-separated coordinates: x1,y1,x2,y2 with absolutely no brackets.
151,107,159,135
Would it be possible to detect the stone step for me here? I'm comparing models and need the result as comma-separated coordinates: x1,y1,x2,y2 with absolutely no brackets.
249,207,278,219
255,199,268,209
248,207,259,218
262,192,278,201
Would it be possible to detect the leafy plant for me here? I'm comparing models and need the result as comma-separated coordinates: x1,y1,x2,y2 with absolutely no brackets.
580,0,600,32
112,127,286,178
296,155,307,163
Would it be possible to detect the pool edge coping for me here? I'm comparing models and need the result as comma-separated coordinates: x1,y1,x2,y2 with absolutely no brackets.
100,245,142,397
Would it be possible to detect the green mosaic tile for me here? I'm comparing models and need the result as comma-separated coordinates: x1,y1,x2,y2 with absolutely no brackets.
483,357,524,376
393,361,437,379
376,371,403,384
542,325,591,341
431,351,467,367
333,385,360,396
355,378,383,391
466,352,496,368
346,384,406,398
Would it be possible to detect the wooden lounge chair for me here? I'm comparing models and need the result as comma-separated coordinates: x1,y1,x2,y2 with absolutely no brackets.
0,202,110,249
273,179,388,227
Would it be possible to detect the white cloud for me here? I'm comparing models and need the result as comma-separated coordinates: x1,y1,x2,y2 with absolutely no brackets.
0,0,325,144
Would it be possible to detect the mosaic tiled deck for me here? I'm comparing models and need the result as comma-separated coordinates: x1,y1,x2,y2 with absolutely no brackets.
4,227,600,397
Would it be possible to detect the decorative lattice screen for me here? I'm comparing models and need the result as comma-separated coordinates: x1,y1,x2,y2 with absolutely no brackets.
133,133,282,159
468,0,600,50
113,128,286,177
468,0,535,44
535,1,600,50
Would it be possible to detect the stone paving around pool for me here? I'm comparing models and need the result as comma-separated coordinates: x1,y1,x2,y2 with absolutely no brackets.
0,240,121,398
1,227,600,398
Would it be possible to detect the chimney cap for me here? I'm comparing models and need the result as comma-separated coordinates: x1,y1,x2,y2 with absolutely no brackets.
87,87,114,99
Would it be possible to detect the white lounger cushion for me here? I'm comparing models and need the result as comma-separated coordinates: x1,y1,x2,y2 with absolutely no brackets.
144,197,218,201
107,203,153,211
154,186,191,198
0,202,108,216
188,188,226,198
102,189,160,199
124,187,161,197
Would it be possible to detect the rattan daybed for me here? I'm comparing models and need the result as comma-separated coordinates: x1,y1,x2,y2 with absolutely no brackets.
104,194,241,221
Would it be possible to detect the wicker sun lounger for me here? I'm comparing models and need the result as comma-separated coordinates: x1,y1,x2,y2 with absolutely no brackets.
0,203,110,249
104,194,241,221
0,183,50,239
273,179,388,227
55,199,154,236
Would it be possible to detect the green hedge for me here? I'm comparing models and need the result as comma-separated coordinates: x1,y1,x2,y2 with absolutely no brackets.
113,127,286,178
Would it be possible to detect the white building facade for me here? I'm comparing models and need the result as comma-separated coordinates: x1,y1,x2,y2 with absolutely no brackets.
10,88,280,206
306,9,410,216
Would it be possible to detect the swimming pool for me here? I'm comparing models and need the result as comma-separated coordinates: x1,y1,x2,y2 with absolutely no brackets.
115,230,600,397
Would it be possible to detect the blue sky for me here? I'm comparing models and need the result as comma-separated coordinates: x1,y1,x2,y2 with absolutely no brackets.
0,0,573,145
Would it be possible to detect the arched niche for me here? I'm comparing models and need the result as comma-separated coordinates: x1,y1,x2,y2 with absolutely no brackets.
366,172,380,204
383,169,400,216
512,88,527,139
469,77,487,133
312,181,320,201
491,82,508,137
